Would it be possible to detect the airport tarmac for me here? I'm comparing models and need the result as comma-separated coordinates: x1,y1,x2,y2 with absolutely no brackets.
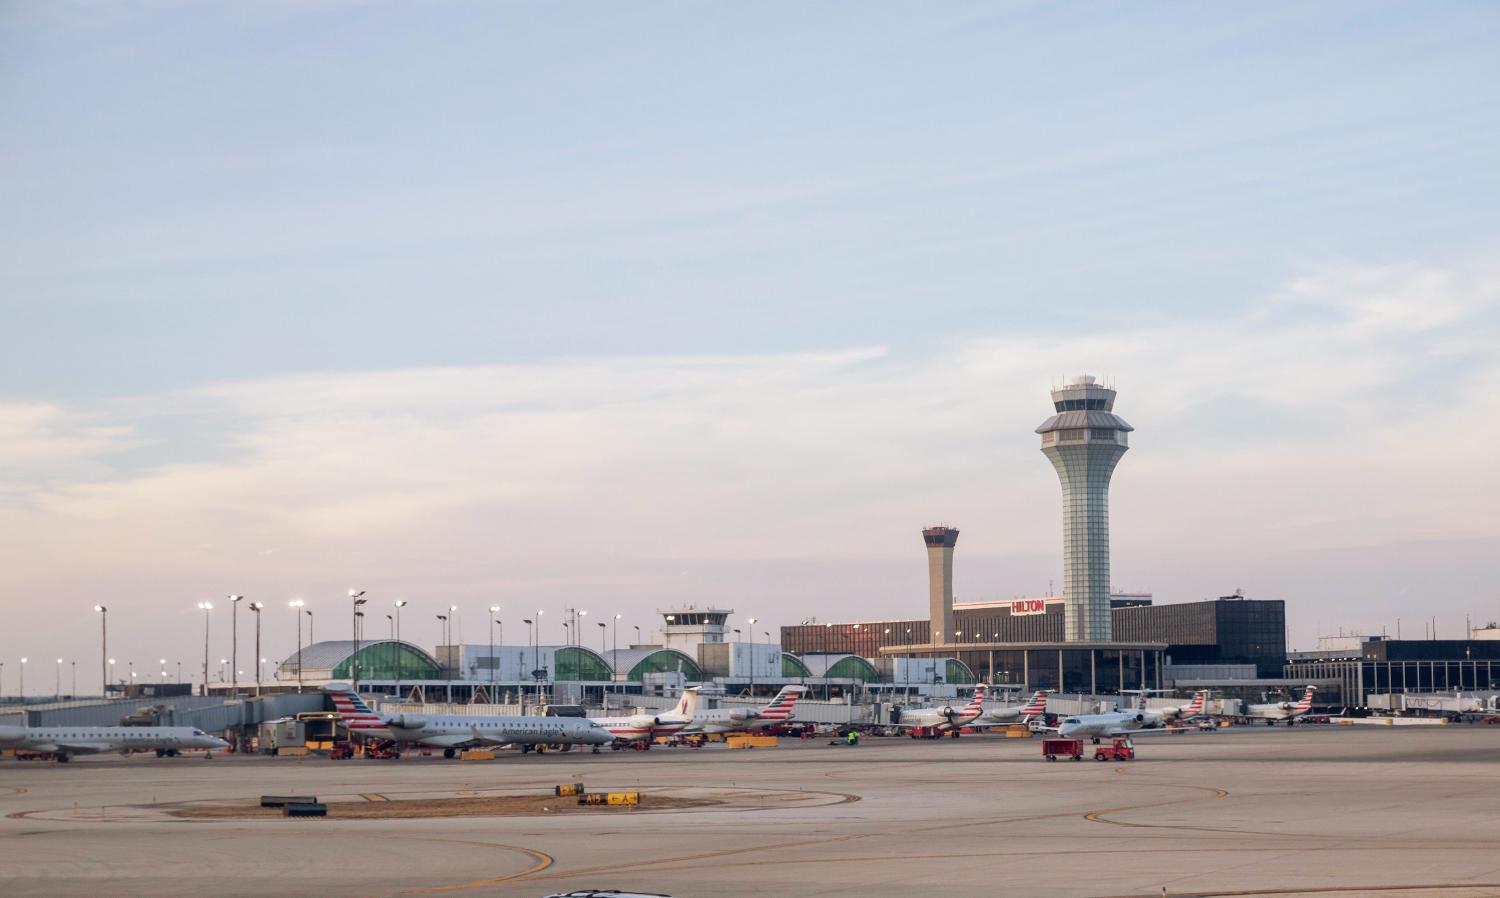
2,726,1499,898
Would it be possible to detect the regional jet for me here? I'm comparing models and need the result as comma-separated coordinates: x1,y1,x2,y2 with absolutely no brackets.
324,683,612,757
1055,691,1208,743
892,684,989,737
0,724,228,762
1244,685,1317,725
591,690,694,749
679,685,806,735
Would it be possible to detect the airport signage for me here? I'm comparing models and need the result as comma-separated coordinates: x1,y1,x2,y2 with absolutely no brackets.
1010,599,1047,616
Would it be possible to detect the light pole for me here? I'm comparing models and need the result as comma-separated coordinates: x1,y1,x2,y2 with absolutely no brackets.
228,595,244,693
70,660,76,696
18,658,25,698
249,602,264,695
55,658,62,700
633,625,641,645
196,601,213,695
748,617,759,696
306,608,314,645
159,659,167,684
349,590,367,692
612,614,622,700
386,614,394,639
492,608,504,698
108,657,116,693
289,599,305,692
93,605,107,696
436,615,448,676
393,600,407,697
218,658,227,682
523,618,533,705
578,609,588,648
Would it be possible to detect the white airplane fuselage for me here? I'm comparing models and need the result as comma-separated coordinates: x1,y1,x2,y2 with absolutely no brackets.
0,725,228,759
372,716,612,749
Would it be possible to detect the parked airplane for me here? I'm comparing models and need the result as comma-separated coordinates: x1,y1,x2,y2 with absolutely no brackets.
591,691,694,749
324,683,612,757
1244,686,1317,726
0,724,228,762
893,684,988,737
1056,691,1208,743
680,685,806,735
978,689,1051,724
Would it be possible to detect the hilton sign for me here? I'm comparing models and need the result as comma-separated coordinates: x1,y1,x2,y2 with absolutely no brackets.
1009,599,1048,616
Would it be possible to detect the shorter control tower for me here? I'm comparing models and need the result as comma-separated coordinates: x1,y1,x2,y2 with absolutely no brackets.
923,526,959,644
1036,376,1133,642
657,607,733,653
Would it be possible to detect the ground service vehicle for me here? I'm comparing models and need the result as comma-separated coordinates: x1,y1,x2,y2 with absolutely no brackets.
1094,737,1135,761
1042,738,1084,761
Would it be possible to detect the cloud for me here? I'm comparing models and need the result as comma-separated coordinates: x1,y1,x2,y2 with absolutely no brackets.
0,257,1497,662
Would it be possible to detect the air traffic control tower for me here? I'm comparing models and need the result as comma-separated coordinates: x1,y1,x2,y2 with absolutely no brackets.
1037,376,1133,642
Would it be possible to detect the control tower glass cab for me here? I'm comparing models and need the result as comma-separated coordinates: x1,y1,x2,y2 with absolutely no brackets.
657,607,734,653
1035,376,1133,642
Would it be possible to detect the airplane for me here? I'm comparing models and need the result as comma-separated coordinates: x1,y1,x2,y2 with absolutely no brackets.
679,685,806,736
0,723,228,763
892,684,989,737
1244,685,1317,726
324,683,612,757
1055,691,1208,743
591,690,694,749
978,689,1051,725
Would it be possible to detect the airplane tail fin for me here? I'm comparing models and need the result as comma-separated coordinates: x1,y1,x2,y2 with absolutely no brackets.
671,688,698,719
757,685,805,722
965,684,987,712
1294,685,1317,712
1020,690,1050,719
1183,691,1206,716
323,682,390,732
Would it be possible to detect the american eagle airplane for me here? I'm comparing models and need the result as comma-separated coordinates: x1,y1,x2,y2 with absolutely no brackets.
590,691,694,749
893,684,989,737
978,689,1051,725
679,685,806,735
1244,685,1317,725
324,683,612,757
0,723,227,762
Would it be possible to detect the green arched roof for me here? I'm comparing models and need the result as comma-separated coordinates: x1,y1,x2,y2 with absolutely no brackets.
555,646,612,681
329,641,441,680
782,654,811,677
945,658,976,685
627,648,702,682
825,655,880,682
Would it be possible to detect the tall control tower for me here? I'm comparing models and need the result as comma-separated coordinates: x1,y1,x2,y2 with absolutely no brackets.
1036,376,1133,642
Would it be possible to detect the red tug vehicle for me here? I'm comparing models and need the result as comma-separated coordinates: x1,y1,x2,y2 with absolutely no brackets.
1093,736,1135,762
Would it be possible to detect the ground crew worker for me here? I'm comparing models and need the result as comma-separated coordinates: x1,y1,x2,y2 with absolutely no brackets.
846,729,858,746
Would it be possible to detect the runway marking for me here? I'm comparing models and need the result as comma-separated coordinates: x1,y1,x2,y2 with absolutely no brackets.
1084,784,1229,829
377,840,553,895
360,793,389,802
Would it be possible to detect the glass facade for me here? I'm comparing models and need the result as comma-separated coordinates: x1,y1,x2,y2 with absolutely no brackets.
626,650,703,682
331,642,441,681
554,647,612,681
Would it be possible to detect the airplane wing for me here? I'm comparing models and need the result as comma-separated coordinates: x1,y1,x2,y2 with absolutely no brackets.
36,741,114,754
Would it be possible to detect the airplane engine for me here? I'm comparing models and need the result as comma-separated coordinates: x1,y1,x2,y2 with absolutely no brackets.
938,706,957,719
387,715,427,729
1277,703,1295,711
728,709,755,722
1130,713,1145,723
629,714,660,731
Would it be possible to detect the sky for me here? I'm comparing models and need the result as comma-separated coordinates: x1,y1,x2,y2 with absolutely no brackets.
2,1,1499,692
